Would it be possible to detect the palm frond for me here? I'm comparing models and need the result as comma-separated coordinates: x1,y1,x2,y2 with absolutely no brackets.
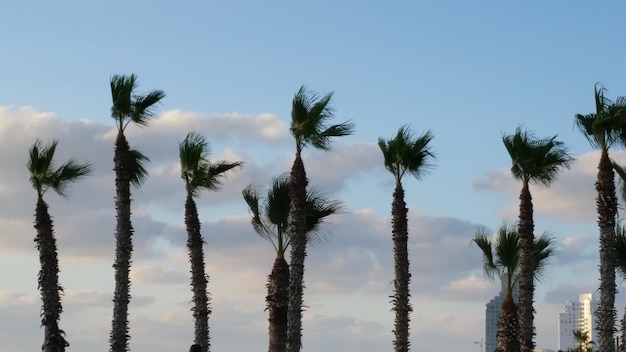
128,149,150,187
110,74,137,128
472,227,500,281
493,224,520,287
304,187,342,246
574,114,598,148
51,158,92,197
265,174,290,229
242,183,273,242
131,89,166,126
204,161,244,191
612,160,626,209
532,231,557,283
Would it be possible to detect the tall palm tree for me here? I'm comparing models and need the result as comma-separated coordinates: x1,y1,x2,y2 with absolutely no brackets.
503,127,573,352
28,139,91,352
576,85,626,352
612,165,626,352
243,175,341,352
379,125,435,352
286,85,354,352
109,74,165,352
180,132,243,352
473,224,556,352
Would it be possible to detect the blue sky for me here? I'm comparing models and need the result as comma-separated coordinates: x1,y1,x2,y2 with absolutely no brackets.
2,2,626,352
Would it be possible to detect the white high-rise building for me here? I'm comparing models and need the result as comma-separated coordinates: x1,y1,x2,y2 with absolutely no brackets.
558,293,598,351
485,277,519,352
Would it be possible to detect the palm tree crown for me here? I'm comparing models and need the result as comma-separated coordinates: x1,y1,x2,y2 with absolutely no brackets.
473,224,555,293
503,127,574,186
28,139,92,198
243,175,341,256
575,85,626,151
378,125,435,182
180,132,243,196
110,74,166,131
290,85,354,155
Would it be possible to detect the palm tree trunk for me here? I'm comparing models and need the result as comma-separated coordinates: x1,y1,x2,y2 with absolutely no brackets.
287,154,308,352
495,292,520,352
392,180,411,352
35,196,68,352
185,193,211,352
268,255,290,352
597,148,617,352
517,181,535,352
111,131,135,352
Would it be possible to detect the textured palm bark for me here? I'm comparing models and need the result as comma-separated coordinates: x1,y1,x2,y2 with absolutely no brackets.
495,293,520,352
110,132,134,352
392,181,411,352
517,182,535,352
268,255,289,352
35,197,68,352
185,193,211,352
596,148,617,352
287,154,308,352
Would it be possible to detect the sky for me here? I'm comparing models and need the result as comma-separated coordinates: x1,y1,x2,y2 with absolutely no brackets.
2,1,626,352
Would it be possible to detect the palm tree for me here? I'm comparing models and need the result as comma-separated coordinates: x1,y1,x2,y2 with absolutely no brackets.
503,127,573,352
576,85,626,352
286,85,354,352
180,132,243,352
473,224,556,352
573,329,592,352
109,74,165,352
379,125,435,352
243,175,341,352
28,139,91,352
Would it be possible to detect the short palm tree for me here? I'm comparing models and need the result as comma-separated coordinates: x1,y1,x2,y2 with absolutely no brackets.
572,329,592,352
28,139,91,352
243,175,341,352
576,85,626,352
503,127,573,352
180,132,243,352
109,74,165,352
286,85,354,352
379,125,435,352
473,224,555,352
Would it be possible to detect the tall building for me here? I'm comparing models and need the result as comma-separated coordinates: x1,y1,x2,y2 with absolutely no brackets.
485,277,519,352
558,293,598,351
